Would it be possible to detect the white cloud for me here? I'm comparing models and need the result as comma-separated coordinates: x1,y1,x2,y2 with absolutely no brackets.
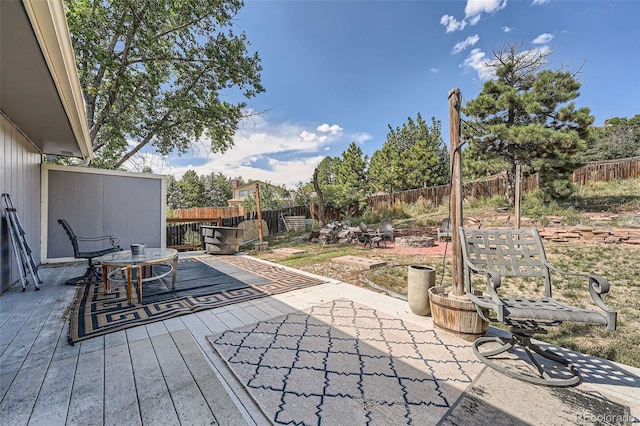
442,1,507,32
502,26,513,32
462,48,496,80
298,130,328,144
123,116,350,186
352,132,373,144
317,123,343,135
532,33,554,44
440,15,467,33
430,68,440,73
452,34,480,54
531,0,549,5
468,14,481,26
465,0,508,18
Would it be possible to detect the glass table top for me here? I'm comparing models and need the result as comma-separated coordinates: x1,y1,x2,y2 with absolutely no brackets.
97,248,178,266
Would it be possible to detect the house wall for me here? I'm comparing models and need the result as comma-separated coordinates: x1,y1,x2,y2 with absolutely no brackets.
44,165,166,261
0,113,42,292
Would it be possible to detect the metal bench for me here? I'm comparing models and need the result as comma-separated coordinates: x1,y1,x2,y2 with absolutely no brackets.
58,219,121,285
459,227,617,386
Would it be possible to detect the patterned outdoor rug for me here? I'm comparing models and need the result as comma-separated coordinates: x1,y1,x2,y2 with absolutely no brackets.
68,256,327,344
208,299,484,425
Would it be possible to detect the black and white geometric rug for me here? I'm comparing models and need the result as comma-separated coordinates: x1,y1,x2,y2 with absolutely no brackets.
208,299,484,425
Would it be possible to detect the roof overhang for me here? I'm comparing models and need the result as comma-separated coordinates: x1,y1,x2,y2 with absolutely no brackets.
0,0,93,160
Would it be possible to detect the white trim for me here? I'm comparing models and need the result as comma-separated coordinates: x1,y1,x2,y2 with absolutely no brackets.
43,163,166,179
22,0,93,161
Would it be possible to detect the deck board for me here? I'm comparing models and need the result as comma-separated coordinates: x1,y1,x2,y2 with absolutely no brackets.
104,340,141,426
29,355,77,425
67,341,105,425
128,334,179,425
171,330,247,425
150,332,215,424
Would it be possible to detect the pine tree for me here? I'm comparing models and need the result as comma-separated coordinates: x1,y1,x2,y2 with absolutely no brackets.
166,175,182,210
336,143,369,215
464,43,594,204
369,114,448,192
178,170,205,208
201,172,232,207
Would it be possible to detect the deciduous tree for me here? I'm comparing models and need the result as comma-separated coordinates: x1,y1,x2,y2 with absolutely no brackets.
65,0,264,169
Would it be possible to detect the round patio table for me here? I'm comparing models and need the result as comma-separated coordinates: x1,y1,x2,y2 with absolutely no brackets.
97,248,178,305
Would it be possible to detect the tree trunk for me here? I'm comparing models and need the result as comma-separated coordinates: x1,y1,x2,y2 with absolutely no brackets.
312,168,325,227
505,165,517,207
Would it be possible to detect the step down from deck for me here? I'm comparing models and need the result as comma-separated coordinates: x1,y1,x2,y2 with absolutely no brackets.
331,255,386,269
271,248,308,255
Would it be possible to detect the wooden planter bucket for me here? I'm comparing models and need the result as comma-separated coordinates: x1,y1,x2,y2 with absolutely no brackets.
428,286,489,342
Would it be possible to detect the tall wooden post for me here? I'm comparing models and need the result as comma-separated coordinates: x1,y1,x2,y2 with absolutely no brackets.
449,88,464,297
515,164,522,229
255,182,263,242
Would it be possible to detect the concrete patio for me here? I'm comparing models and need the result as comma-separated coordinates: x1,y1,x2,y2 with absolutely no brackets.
1,253,639,425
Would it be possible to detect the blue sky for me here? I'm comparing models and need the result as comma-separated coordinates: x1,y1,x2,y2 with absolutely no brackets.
134,0,640,187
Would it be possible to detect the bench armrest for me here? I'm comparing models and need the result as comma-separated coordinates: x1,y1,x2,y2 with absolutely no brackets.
544,261,617,330
462,257,504,320
76,235,120,249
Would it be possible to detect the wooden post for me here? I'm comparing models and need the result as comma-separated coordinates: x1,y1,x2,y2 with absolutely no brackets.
449,88,464,297
255,182,263,242
515,163,522,229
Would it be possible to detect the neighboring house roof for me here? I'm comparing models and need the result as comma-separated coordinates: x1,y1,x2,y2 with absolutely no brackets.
234,180,285,193
0,0,92,160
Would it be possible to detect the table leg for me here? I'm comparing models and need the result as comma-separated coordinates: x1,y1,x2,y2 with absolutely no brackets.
171,255,178,290
102,264,110,293
126,266,133,305
137,265,143,304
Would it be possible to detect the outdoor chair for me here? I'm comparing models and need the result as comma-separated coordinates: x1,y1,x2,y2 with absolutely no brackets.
380,218,394,242
437,218,452,241
58,219,121,285
358,222,385,249
459,227,617,387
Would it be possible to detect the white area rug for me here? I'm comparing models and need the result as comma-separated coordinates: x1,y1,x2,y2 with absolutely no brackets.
208,299,484,425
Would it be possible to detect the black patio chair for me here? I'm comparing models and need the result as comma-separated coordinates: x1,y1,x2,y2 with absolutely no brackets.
357,222,385,248
58,219,121,285
459,227,617,387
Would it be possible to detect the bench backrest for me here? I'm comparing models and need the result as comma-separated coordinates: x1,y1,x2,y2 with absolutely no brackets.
57,219,80,257
459,227,551,281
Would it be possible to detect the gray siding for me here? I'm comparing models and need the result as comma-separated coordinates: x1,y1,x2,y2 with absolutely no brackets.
46,167,165,260
0,113,42,292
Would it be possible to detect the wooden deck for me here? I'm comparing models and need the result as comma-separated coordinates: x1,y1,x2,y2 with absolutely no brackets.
0,257,397,425
2,257,639,425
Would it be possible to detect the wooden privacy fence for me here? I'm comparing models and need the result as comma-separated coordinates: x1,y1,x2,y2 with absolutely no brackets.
570,157,640,185
367,157,639,210
166,219,223,250
167,205,310,250
173,206,244,219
